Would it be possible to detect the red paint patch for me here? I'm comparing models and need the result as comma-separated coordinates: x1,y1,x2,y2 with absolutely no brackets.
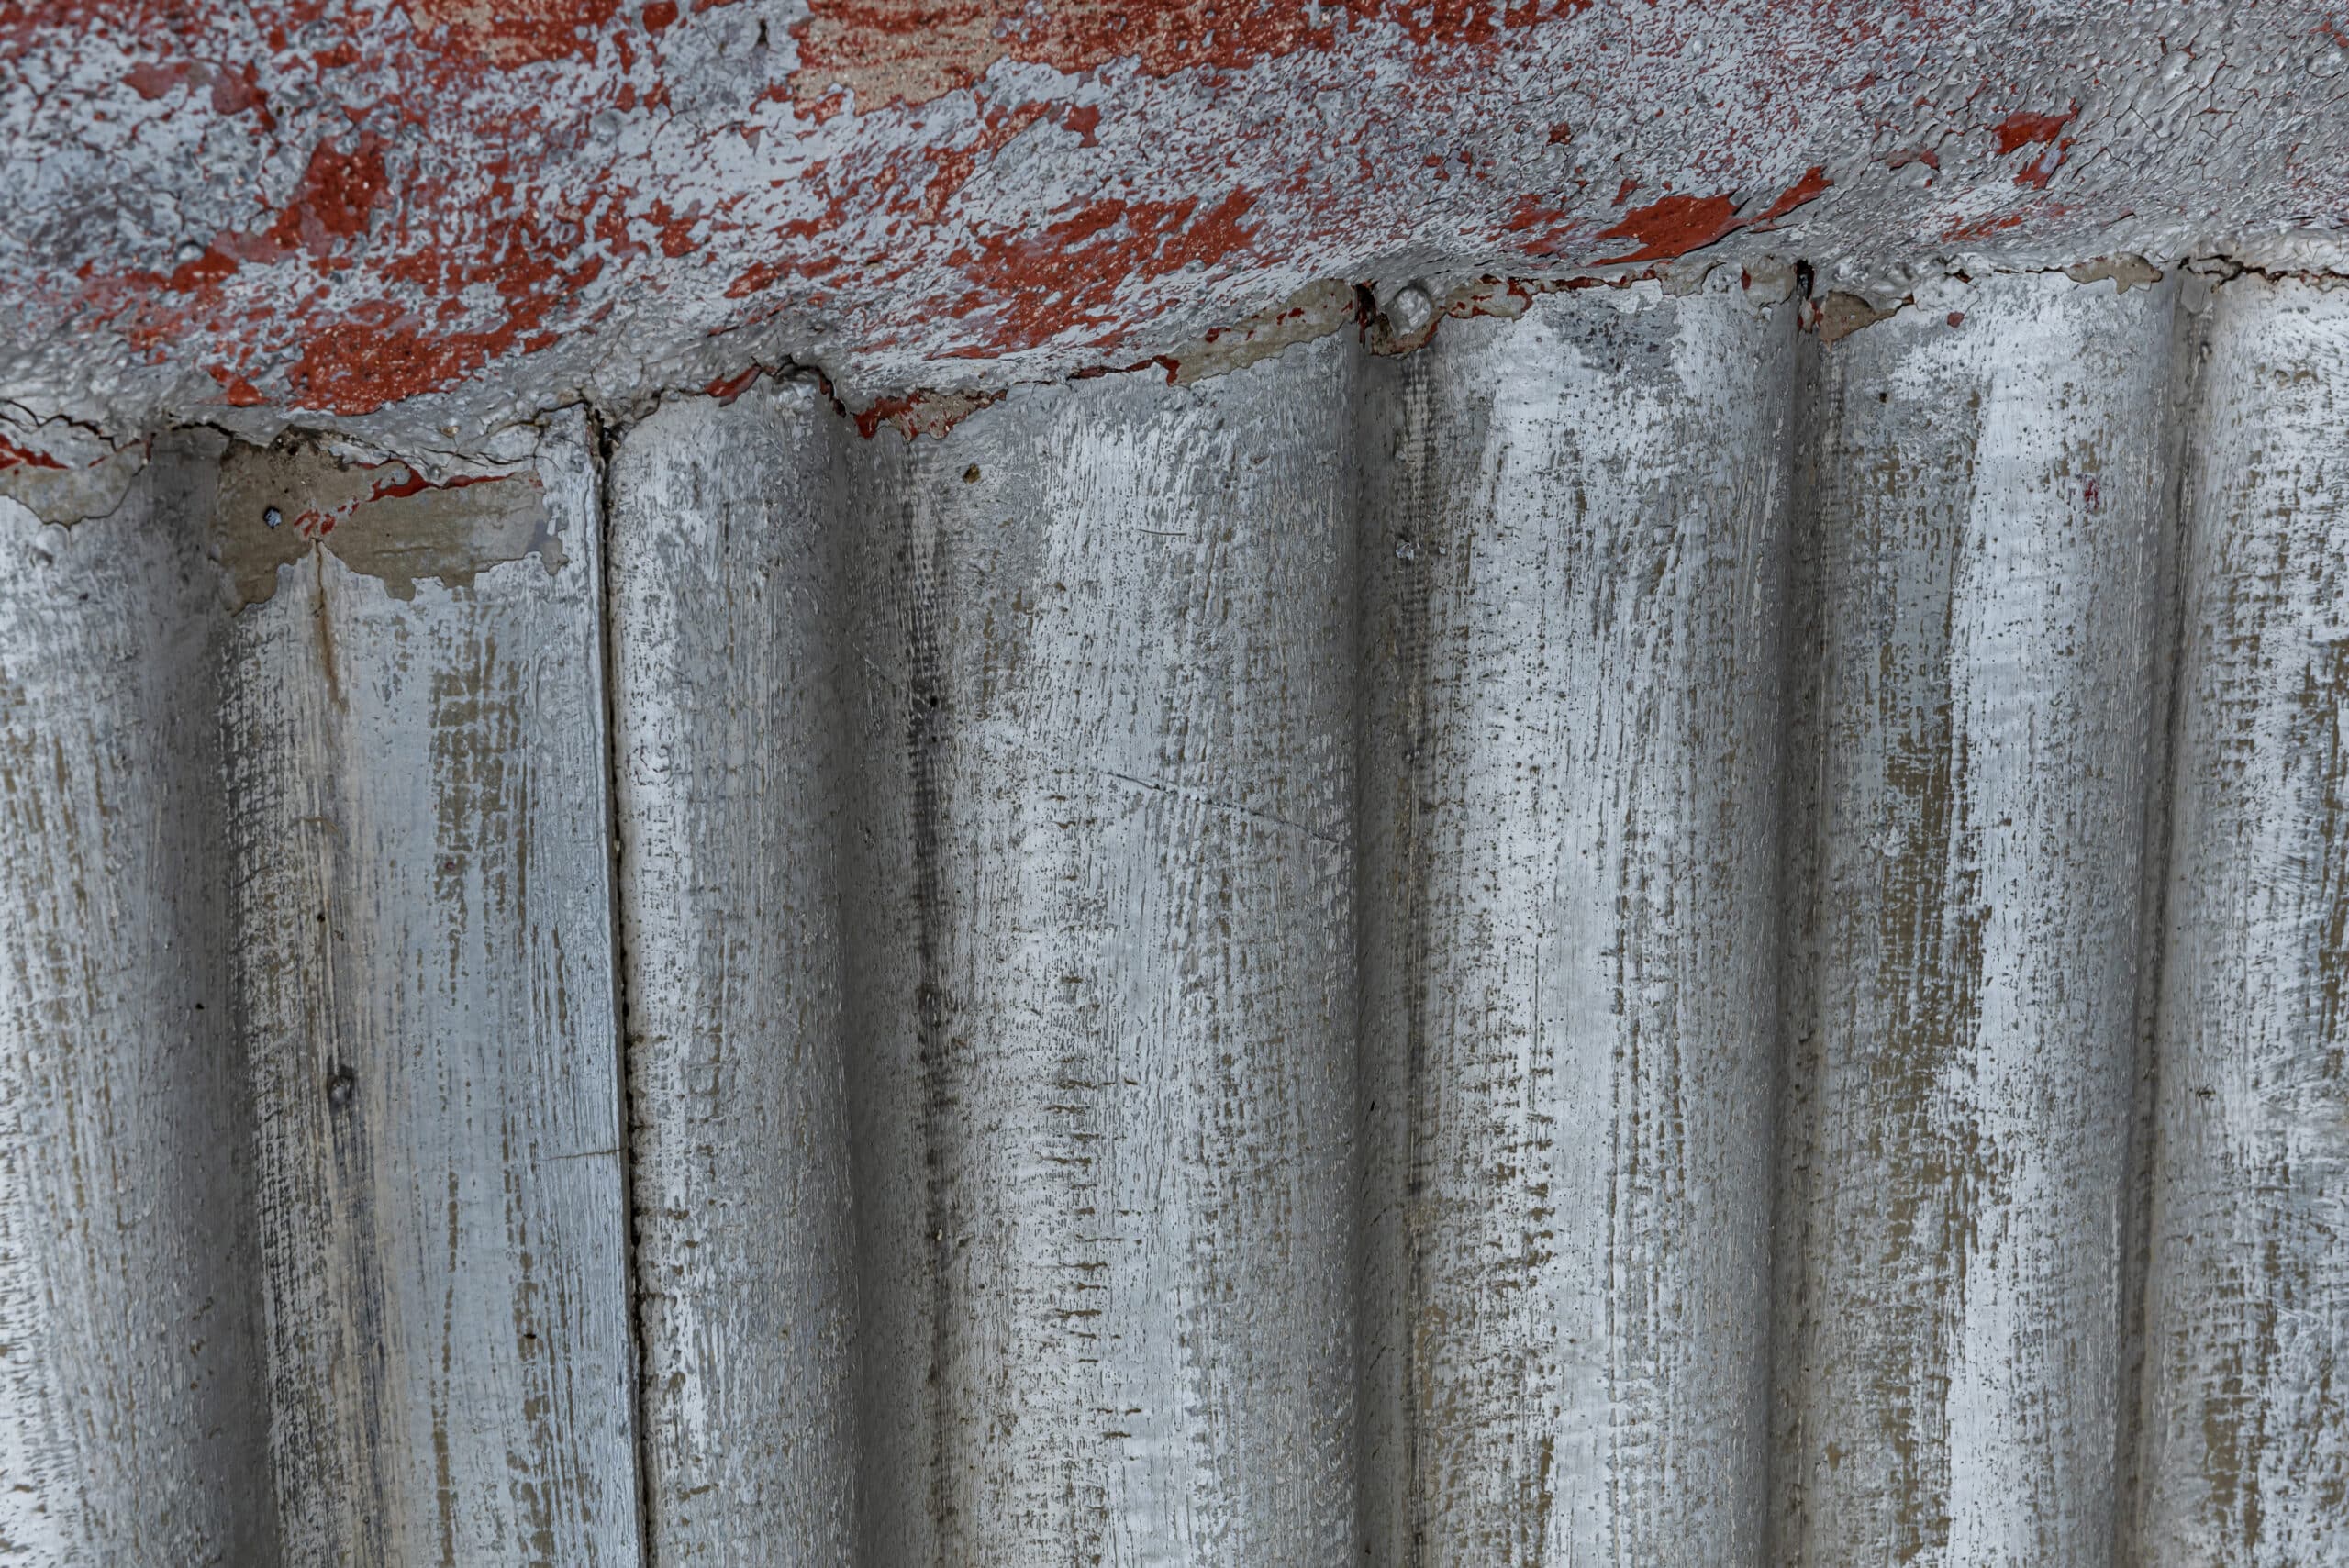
1993,106,2075,154
0,434,66,471
642,0,677,28
851,387,1005,439
1504,193,1580,258
1946,310,1965,327
1753,164,1831,224
286,223,599,413
287,461,522,539
162,246,241,294
1943,210,2029,241
705,363,763,401
207,364,268,405
787,0,1586,110
726,259,795,298
262,134,392,257
124,59,272,124
919,101,1054,222
2014,151,2062,189
646,199,702,257
944,189,1259,353
1594,193,1738,262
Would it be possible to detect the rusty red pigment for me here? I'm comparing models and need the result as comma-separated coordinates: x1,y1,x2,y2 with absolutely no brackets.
0,1,2343,450
785,0,1589,108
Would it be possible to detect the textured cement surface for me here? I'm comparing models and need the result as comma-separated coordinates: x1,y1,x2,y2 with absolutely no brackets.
4,0,2349,462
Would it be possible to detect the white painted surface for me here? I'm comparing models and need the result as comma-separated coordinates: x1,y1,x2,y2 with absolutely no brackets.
1771,270,2175,1568
1356,281,1793,1566
2136,276,2349,1568
839,337,1363,1566
608,380,859,1564
0,274,2343,1566
0,439,277,1565
220,414,639,1566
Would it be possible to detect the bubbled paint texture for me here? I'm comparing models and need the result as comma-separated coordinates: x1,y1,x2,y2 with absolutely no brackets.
0,272,2345,1568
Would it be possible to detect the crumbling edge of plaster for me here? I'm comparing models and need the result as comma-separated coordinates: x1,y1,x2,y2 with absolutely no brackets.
5,247,2344,535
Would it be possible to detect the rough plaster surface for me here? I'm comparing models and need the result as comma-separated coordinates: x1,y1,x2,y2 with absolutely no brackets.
4,0,2348,462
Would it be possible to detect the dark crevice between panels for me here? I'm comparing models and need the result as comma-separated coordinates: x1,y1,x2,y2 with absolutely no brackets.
2110,273,2211,1564
590,407,661,1568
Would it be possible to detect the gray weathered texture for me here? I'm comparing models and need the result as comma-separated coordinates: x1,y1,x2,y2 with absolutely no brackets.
0,440,277,1565
10,264,2349,1567
2135,276,2349,1568
607,380,859,1563
1356,281,1793,1566
839,338,1362,1566
218,414,639,1566
1773,271,2174,1567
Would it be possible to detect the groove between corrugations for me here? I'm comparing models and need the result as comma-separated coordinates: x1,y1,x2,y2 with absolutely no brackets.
2107,290,2204,1568
0,268,2344,1568
592,408,660,1568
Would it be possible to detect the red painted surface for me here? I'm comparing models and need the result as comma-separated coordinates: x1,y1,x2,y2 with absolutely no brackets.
0,436,66,472
0,2,2342,446
786,0,1587,109
1756,166,1832,225
944,190,1262,354
1993,107,2076,156
1593,167,1829,262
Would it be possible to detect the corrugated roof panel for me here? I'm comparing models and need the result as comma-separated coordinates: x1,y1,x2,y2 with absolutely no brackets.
217,412,637,1563
2140,276,2349,1568
1353,282,1794,1565
1774,271,2176,1565
609,380,863,1564
0,272,2344,1565
0,436,274,1564
829,335,1364,1565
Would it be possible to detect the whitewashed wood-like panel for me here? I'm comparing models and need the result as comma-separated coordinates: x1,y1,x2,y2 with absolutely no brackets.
1357,279,1795,1566
841,337,1363,1566
217,414,639,1566
0,438,278,1565
607,380,859,1564
1773,272,2175,1568
2136,276,2349,1568
7,264,2349,1568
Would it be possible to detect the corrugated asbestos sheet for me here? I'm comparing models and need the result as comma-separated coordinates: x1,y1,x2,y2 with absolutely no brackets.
2,268,2344,1566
